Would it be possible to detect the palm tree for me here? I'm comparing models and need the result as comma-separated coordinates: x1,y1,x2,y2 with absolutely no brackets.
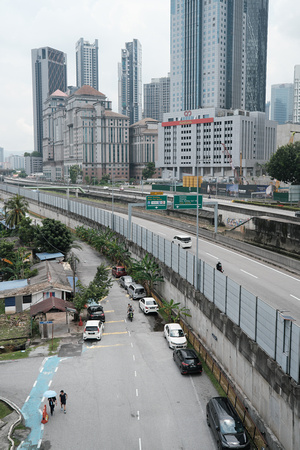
130,253,164,295
159,298,192,323
4,195,29,229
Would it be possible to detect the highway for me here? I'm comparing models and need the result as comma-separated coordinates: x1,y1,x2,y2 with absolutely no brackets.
113,209,300,324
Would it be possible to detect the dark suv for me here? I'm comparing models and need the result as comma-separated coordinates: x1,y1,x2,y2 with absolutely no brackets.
206,397,250,449
87,304,105,322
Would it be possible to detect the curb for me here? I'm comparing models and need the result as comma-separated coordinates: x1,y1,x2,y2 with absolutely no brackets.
0,396,23,450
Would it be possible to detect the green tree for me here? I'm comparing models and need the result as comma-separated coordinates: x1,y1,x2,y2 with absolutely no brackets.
93,263,113,294
100,174,111,185
85,175,90,185
130,253,164,295
17,217,37,246
4,195,29,229
4,247,31,280
69,165,82,184
142,162,156,180
266,142,300,185
18,170,28,178
159,298,191,323
34,218,74,256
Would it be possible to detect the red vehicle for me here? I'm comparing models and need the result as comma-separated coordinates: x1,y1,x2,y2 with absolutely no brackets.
112,265,127,278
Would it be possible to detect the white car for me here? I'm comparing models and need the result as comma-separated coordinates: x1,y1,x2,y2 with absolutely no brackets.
119,275,133,290
164,323,187,349
139,297,159,314
172,235,192,249
83,320,104,341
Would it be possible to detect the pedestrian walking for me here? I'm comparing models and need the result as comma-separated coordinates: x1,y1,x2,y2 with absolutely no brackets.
59,390,68,414
48,397,57,416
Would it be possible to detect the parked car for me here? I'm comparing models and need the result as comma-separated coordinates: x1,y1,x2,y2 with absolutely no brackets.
127,283,146,300
83,320,104,341
173,348,202,375
139,297,159,314
164,323,187,349
120,275,133,290
172,235,192,249
112,265,127,278
206,397,250,450
87,303,105,322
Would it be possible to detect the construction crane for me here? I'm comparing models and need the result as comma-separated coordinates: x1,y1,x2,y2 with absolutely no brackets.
221,143,240,183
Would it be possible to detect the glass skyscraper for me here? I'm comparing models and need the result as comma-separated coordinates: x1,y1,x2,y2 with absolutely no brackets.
271,84,294,125
76,38,99,90
118,39,142,125
170,0,269,113
31,47,67,155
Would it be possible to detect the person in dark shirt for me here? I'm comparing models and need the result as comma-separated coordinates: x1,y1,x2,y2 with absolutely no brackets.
48,397,57,416
59,390,68,414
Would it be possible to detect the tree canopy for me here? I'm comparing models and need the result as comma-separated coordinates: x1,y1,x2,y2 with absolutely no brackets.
266,142,300,185
69,165,82,184
34,218,73,256
4,195,29,228
142,162,156,180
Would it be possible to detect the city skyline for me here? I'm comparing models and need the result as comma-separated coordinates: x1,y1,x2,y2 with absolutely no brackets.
1,0,300,152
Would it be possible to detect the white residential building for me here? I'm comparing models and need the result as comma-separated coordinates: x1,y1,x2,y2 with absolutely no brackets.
76,38,99,90
293,65,300,123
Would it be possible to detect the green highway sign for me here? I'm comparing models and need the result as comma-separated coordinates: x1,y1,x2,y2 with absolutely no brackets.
173,194,203,210
146,195,168,210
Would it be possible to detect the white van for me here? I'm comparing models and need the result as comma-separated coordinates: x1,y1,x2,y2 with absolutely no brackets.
172,235,192,249
127,283,146,300
83,320,104,341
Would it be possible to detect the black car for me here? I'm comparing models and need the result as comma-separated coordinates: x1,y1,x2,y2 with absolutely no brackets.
87,304,105,322
206,397,250,449
173,348,202,375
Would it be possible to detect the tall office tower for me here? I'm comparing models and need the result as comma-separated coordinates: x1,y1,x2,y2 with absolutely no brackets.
144,76,170,122
76,38,99,90
170,0,268,113
0,147,4,163
118,39,142,125
270,84,294,125
293,65,300,123
31,47,67,155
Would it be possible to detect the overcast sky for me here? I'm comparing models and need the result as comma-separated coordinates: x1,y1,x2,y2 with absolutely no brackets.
1,0,300,154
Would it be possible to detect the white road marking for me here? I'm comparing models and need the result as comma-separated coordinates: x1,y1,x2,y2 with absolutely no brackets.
240,269,258,279
131,342,133,348
38,438,42,448
41,397,45,403
48,380,52,387
139,438,142,450
133,355,135,361
25,396,30,403
290,294,300,301
206,252,218,259
137,410,140,420
128,331,131,337
55,367,58,372
33,381,37,387
135,371,137,377
136,389,139,397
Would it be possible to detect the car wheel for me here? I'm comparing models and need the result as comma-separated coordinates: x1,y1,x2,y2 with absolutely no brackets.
206,414,210,426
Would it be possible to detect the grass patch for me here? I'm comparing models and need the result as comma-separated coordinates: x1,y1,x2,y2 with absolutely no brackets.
0,401,13,419
48,338,60,354
0,347,31,361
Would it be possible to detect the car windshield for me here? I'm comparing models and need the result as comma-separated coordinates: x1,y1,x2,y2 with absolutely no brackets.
181,238,191,243
220,419,244,434
170,329,184,337
86,326,98,331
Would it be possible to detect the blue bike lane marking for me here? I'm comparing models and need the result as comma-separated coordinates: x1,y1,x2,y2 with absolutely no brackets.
20,356,61,449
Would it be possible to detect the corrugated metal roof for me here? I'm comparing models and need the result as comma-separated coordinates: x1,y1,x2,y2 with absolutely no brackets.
0,279,28,292
30,297,76,316
36,252,64,261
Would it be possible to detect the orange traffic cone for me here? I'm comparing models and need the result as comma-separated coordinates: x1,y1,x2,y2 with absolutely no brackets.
78,316,83,326
41,405,49,424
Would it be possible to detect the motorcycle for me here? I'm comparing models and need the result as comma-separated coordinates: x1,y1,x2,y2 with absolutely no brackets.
127,310,134,321
216,262,224,273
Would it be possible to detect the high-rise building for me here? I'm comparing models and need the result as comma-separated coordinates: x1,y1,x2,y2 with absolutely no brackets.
293,65,300,123
76,38,99,90
170,0,268,113
0,147,4,163
143,76,170,122
270,84,294,125
31,47,67,155
118,39,142,125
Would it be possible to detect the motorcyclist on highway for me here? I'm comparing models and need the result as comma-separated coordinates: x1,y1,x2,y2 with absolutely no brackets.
127,303,134,314
216,261,223,273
